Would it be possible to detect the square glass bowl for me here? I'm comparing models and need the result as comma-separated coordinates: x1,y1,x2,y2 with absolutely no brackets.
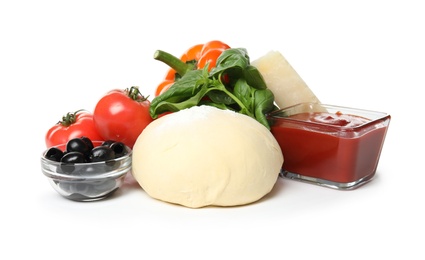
267,102,391,190
41,141,132,201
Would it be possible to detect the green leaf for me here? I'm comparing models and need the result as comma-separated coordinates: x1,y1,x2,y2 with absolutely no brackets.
207,90,236,105
233,78,254,113
244,65,267,90
253,89,276,130
150,46,276,129
149,70,206,118
211,48,249,78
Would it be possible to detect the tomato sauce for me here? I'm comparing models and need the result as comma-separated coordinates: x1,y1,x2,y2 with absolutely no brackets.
269,109,390,189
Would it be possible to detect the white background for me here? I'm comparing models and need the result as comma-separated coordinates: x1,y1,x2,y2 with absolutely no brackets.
1,0,424,259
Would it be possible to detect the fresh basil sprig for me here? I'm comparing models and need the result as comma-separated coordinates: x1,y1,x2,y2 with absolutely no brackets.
149,48,278,129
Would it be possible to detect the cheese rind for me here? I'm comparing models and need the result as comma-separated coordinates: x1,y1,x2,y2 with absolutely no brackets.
132,106,283,208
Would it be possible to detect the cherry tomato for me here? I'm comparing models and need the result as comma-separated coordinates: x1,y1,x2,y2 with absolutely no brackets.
93,86,153,149
45,111,103,148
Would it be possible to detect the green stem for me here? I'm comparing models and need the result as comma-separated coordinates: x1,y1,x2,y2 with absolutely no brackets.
127,86,148,102
59,109,87,127
211,80,254,118
154,50,191,76
223,89,253,117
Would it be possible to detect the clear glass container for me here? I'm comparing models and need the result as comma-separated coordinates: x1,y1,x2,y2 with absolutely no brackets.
267,102,391,190
41,141,132,201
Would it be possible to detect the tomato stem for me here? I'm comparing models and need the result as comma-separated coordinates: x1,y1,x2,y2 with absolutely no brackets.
127,86,148,101
60,112,76,127
58,109,89,127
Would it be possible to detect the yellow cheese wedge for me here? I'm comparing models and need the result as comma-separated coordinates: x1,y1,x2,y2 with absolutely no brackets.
251,50,320,109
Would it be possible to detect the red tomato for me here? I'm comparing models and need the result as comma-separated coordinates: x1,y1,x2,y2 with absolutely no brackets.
93,86,153,148
45,110,103,148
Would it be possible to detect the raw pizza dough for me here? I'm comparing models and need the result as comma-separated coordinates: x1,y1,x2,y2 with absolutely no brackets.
132,105,283,208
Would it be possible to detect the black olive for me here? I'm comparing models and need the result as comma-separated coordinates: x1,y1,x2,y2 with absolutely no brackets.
93,179,116,191
66,193,90,201
109,141,128,158
61,151,86,163
101,140,115,147
45,147,64,162
89,146,116,162
60,151,86,174
81,136,94,151
66,138,90,157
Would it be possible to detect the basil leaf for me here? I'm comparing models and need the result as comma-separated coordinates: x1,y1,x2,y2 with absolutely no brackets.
211,48,249,78
244,65,267,90
207,89,236,105
253,88,276,129
150,46,276,129
149,70,206,118
233,78,254,114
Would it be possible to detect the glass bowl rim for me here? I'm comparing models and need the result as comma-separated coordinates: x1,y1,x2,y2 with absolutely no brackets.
41,141,132,181
266,102,391,131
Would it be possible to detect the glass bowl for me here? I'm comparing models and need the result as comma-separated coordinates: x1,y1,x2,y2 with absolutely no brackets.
267,102,391,190
40,141,132,201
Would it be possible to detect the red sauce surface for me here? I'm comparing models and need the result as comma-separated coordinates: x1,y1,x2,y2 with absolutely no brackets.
271,112,389,183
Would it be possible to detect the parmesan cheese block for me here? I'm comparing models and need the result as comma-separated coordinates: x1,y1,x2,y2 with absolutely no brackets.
132,106,283,208
251,50,320,109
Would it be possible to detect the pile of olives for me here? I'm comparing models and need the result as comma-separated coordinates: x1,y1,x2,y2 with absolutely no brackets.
45,137,128,164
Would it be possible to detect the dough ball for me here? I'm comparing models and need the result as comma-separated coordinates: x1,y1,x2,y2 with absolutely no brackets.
132,106,283,208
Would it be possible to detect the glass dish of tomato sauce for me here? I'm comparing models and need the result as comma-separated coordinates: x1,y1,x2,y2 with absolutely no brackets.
267,103,391,190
